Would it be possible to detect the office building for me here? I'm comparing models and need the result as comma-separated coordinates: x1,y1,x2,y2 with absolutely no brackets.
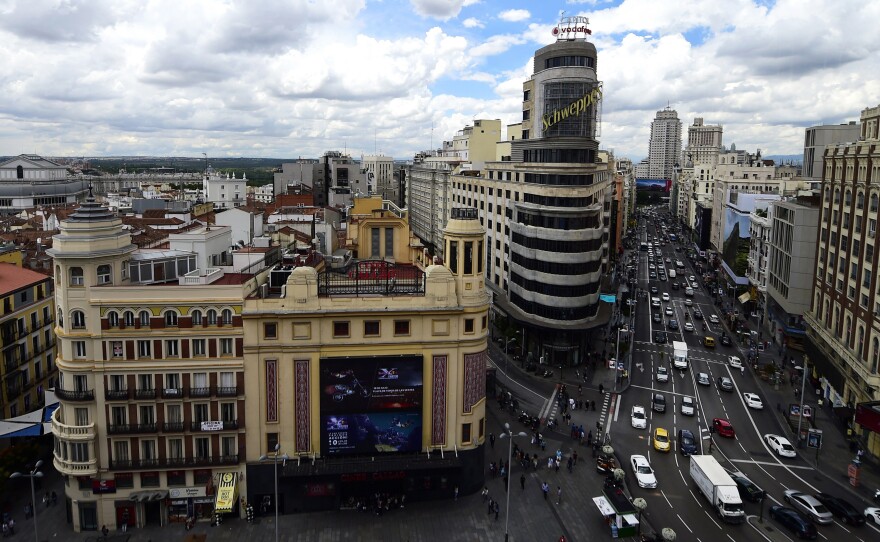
684,117,723,167
646,108,682,181
803,122,859,189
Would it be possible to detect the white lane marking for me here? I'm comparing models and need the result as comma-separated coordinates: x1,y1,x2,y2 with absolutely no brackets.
702,509,722,530
660,489,673,508
744,515,779,542
539,388,557,420
677,514,694,532
727,459,815,470
613,392,622,423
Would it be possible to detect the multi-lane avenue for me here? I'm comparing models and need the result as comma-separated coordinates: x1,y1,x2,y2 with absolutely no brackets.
609,209,880,542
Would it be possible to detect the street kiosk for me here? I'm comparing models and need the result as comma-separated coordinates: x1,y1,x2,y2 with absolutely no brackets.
592,486,638,538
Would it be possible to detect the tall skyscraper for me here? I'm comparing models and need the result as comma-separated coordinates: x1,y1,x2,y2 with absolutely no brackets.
647,107,682,180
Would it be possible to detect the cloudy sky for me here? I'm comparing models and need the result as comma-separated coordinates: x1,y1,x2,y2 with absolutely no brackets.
0,0,877,162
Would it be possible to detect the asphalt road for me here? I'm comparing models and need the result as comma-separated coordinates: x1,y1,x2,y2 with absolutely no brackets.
609,212,880,542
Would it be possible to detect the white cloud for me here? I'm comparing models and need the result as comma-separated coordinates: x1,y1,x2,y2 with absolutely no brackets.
409,0,466,20
499,9,531,22
462,17,484,28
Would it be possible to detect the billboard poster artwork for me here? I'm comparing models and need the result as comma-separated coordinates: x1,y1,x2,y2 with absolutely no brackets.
322,412,422,455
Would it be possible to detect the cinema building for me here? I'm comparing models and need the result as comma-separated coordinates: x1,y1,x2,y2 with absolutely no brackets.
242,199,489,512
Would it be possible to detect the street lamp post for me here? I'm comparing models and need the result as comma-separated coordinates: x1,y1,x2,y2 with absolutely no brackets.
499,422,527,542
632,497,647,537
258,444,289,542
795,358,809,447
10,459,43,542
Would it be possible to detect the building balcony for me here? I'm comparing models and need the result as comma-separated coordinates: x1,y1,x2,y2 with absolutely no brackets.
134,388,157,400
107,423,158,435
216,386,239,397
191,420,239,432
50,408,95,441
161,388,184,399
109,455,240,471
55,388,95,402
105,388,130,401
53,454,97,477
188,387,211,398
162,422,186,432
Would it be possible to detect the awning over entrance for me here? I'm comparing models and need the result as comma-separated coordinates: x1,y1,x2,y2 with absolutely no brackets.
737,292,752,304
214,472,238,513
129,490,168,502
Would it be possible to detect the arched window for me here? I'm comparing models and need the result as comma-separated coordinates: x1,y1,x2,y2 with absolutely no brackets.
834,189,840,204
71,310,86,329
191,310,203,325
57,308,64,328
222,309,232,325
16,165,23,179
108,311,119,327
858,326,865,358
139,311,150,326
873,338,880,374
846,315,853,347
845,190,852,206
872,194,879,212
55,265,61,282
207,310,217,325
857,191,865,210
124,311,135,327
70,267,84,286
97,264,112,285
164,311,178,327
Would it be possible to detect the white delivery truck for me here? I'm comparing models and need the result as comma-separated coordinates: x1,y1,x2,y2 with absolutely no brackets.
668,269,677,279
672,341,688,370
690,456,745,523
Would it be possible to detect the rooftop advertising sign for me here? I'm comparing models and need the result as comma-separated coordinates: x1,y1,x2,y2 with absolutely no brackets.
552,15,592,40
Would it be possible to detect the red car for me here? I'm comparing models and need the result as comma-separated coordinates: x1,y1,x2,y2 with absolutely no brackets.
713,418,735,438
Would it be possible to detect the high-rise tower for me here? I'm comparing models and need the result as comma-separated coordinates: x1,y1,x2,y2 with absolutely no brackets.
647,107,682,180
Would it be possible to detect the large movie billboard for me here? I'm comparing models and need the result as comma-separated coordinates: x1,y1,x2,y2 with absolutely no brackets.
635,178,671,192
319,356,423,456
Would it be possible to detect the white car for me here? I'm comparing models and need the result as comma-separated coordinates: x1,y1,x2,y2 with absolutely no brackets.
684,298,693,306
697,372,710,386
656,366,669,383
709,314,720,324
661,292,670,302
866,507,880,526
630,454,657,488
631,405,647,429
681,396,695,416
764,434,796,458
728,356,743,368
743,393,763,409
689,275,696,282
652,297,661,307
683,321,694,332
783,491,834,524
665,306,673,316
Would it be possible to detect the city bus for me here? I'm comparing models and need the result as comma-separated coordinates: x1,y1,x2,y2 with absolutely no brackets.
640,242,649,252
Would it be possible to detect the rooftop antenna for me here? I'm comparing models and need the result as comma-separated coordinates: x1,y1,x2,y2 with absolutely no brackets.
430,121,434,152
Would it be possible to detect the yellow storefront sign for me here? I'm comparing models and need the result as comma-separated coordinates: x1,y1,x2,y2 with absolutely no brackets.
214,472,238,513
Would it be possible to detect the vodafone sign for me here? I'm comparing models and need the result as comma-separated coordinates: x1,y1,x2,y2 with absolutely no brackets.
552,15,592,40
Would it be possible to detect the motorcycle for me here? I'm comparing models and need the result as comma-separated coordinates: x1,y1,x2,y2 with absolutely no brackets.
874,488,880,502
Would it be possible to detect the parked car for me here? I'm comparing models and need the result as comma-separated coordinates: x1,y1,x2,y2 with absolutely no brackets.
813,493,865,526
783,491,834,524
718,376,734,391
630,455,657,488
678,428,698,456
729,472,765,502
769,505,817,539
680,396,695,416
713,418,735,438
765,434,797,458
743,393,763,409
631,405,647,429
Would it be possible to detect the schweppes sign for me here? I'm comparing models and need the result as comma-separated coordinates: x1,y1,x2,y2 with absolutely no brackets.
542,87,603,131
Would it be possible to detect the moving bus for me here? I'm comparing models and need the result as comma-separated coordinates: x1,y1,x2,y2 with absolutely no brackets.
640,242,649,252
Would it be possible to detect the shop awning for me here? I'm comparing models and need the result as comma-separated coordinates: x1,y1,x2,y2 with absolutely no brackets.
129,490,168,502
738,292,752,304
214,472,238,513
592,496,615,516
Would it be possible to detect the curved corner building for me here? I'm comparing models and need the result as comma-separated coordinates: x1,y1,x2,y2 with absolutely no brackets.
477,28,611,366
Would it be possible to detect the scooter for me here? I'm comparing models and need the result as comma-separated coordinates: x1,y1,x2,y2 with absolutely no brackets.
874,488,880,502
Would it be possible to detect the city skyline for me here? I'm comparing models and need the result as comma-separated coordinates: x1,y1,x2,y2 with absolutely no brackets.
0,0,876,162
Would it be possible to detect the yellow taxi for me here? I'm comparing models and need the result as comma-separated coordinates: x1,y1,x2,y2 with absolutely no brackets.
703,336,716,348
653,427,671,452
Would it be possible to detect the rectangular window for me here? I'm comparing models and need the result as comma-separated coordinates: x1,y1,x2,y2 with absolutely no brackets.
220,338,233,354
113,440,129,461
167,404,182,424
364,320,380,337
165,373,181,391
195,437,210,460
74,407,89,426
138,340,151,358
385,228,394,259
267,433,279,452
194,403,209,423
167,470,186,486
141,472,160,488
73,341,86,358
222,436,236,458
138,374,153,391
141,440,157,461
168,439,184,461
193,339,206,356
464,241,473,274
371,227,381,258
165,340,179,357
464,318,475,333
462,423,472,444
449,241,458,273
115,473,134,489
221,402,236,423
264,323,277,339
333,321,350,338
139,405,155,425
394,320,410,336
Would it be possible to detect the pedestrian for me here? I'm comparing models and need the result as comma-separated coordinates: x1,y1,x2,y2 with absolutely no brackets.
542,482,550,500
481,486,489,502
557,486,563,505
454,485,459,501
554,458,560,473
573,451,578,465
494,500,500,521
7,519,13,535
591,400,596,411
599,383,604,395
520,474,526,490
121,509,129,532
547,457,554,470
489,433,495,449
42,493,49,509
23,503,31,520
101,525,109,538
487,498,494,515
567,457,573,473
